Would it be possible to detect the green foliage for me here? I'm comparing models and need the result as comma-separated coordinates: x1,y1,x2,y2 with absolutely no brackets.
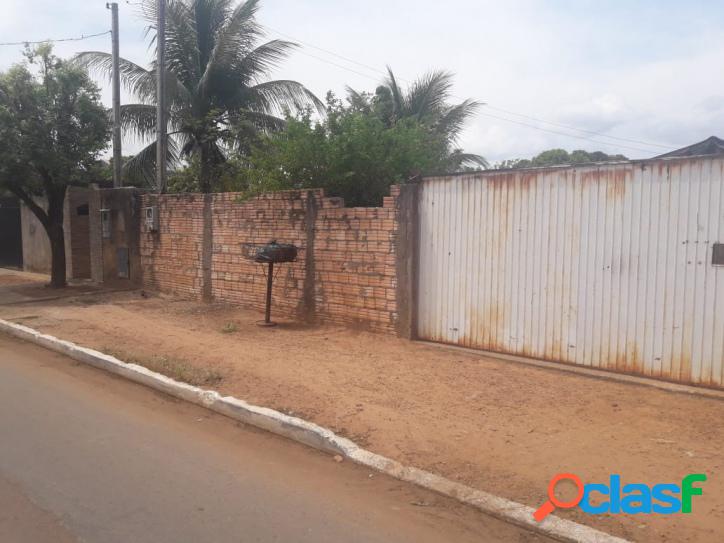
0,45,110,286
496,149,628,169
236,93,455,206
76,0,321,193
347,67,488,170
167,155,251,193
0,45,110,193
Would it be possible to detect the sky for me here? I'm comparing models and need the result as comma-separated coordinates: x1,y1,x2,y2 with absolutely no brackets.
1,0,724,164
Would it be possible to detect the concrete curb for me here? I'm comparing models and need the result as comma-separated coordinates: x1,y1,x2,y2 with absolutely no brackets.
0,319,628,543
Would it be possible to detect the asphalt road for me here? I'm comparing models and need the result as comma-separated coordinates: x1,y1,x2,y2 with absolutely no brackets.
0,332,545,543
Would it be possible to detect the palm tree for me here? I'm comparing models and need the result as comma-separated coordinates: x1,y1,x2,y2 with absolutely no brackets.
348,67,487,169
76,0,323,192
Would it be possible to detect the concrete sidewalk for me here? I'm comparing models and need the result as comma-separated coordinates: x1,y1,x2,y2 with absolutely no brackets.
0,269,126,306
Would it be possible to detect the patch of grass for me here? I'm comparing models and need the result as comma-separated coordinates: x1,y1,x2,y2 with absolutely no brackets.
220,322,238,334
103,348,224,388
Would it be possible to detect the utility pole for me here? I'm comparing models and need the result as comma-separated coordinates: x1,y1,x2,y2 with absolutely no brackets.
155,0,167,193
107,2,123,187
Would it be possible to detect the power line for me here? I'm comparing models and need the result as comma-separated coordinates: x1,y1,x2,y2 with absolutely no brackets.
267,25,386,79
276,39,665,154
483,105,673,150
266,26,676,153
289,47,388,83
0,30,111,47
476,111,657,155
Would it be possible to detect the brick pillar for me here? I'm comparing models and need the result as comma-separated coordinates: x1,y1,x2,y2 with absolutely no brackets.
394,184,419,339
301,190,318,322
201,193,214,302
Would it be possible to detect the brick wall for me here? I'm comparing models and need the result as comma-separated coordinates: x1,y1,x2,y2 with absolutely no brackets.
313,187,399,332
139,186,409,334
208,191,314,316
140,193,205,297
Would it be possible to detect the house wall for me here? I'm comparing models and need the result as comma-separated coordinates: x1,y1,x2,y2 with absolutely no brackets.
0,196,23,269
20,199,51,274
20,188,91,279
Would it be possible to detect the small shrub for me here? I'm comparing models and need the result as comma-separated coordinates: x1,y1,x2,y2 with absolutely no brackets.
221,322,238,334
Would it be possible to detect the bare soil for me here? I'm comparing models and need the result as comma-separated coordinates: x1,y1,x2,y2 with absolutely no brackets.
1,275,722,542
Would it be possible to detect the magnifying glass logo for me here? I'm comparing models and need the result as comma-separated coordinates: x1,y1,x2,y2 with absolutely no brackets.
533,473,584,522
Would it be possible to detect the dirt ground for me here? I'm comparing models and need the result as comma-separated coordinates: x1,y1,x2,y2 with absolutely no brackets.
1,271,722,542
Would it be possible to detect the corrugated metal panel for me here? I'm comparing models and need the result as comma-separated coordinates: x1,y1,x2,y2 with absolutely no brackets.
417,157,724,387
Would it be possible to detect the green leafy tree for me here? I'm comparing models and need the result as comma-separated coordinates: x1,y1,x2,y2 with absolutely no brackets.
0,45,110,287
76,0,322,193
496,148,628,169
347,67,487,170
235,93,455,206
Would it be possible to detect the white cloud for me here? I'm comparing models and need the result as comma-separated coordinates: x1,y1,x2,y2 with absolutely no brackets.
2,0,723,162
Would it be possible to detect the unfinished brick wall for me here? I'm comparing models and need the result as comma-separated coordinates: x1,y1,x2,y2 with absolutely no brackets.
139,186,409,334
314,187,399,332
208,191,315,316
140,193,205,297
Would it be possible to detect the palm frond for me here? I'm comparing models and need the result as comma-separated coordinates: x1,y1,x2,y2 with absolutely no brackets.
123,137,180,189
237,40,299,82
404,70,454,120
74,52,156,102
384,66,404,118
435,99,482,142
228,109,286,133
80,0,326,193
74,51,191,107
197,0,267,94
345,87,371,111
447,149,489,170
248,80,325,115
119,103,157,140
163,0,201,89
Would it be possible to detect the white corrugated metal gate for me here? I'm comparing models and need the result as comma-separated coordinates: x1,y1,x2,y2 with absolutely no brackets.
417,157,724,386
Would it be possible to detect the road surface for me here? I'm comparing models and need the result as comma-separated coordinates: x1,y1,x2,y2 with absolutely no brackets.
0,333,545,543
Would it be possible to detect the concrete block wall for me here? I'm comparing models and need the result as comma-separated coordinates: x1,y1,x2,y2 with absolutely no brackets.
89,187,143,285
63,188,91,279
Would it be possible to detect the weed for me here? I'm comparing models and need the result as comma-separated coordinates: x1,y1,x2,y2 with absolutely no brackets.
103,347,224,387
221,322,238,334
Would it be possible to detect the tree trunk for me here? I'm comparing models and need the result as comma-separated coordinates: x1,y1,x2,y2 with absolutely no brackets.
45,187,68,288
199,147,213,194
47,222,67,288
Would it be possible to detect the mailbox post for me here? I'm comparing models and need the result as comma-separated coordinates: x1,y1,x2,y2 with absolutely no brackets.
253,241,298,327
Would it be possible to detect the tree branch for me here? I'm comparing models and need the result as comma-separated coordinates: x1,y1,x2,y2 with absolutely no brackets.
8,185,50,228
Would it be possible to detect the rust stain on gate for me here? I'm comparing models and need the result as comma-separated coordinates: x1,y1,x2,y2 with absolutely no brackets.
417,156,724,388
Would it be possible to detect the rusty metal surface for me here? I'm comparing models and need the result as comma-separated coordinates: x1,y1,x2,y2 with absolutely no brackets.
417,156,724,386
